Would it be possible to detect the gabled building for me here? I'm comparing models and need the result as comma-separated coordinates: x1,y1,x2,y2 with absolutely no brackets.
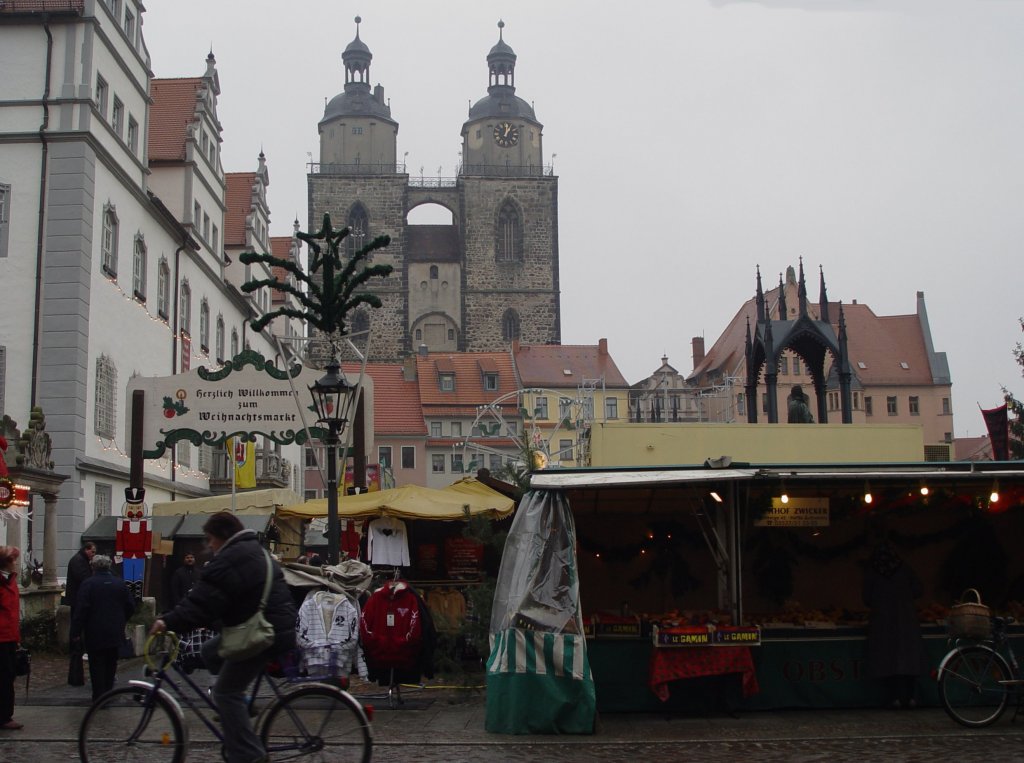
414,350,520,488
688,264,954,459
513,339,630,467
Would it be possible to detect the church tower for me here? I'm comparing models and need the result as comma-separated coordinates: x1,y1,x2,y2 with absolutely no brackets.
458,21,560,350
308,19,560,359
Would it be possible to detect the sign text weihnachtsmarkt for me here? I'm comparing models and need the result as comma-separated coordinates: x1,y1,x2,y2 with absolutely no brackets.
126,350,328,459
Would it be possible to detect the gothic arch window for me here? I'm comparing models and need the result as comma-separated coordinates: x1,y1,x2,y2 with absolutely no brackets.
346,203,369,257
496,199,522,263
179,280,192,335
157,258,170,319
352,310,369,335
94,354,117,438
429,265,439,279
101,203,119,277
215,315,225,363
132,233,146,299
230,328,239,358
199,299,210,352
501,309,520,341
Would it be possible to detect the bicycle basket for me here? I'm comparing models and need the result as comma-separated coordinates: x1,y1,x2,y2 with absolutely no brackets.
948,588,991,639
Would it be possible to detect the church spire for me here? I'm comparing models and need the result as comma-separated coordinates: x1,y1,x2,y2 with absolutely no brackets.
777,272,787,320
755,265,765,322
818,265,830,324
798,256,808,318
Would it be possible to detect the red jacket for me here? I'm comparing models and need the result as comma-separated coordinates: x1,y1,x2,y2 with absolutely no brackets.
0,572,20,643
359,581,422,671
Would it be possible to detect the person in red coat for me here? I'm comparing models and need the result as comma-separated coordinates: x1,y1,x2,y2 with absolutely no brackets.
0,545,23,731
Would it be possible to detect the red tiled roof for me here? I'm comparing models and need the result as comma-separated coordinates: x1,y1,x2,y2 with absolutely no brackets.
416,352,519,407
341,363,425,436
269,236,296,305
954,435,992,462
514,341,630,388
224,173,255,247
149,78,203,162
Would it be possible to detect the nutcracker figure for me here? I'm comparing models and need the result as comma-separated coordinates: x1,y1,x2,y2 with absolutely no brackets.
116,487,151,598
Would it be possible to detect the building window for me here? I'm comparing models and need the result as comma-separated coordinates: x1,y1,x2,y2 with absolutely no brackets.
501,309,520,341
216,315,225,362
451,453,464,474
101,204,118,276
447,328,455,341
484,373,498,391
94,354,117,438
0,183,10,258
887,396,898,415
605,396,618,420
909,396,920,415
179,281,192,335
304,445,319,468
230,328,239,357
489,454,503,471
780,356,789,375
534,396,549,420
132,234,146,298
415,329,422,341
853,392,860,410
432,454,445,473
430,421,442,437
429,265,439,279
211,224,219,254
127,116,138,154
157,258,170,318
942,397,951,415
111,97,124,138
352,126,363,135
95,75,108,117
865,396,873,416
352,311,369,335
123,7,135,40
378,446,392,469
199,299,210,352
439,373,455,392
559,439,573,462
94,483,112,518
203,213,210,242
451,421,462,437
193,201,201,229
761,393,768,413
401,446,415,469
198,445,212,475
177,440,190,467
737,392,746,416
495,199,521,263
346,204,368,257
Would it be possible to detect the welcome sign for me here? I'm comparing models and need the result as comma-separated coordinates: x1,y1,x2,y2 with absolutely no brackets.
125,350,372,459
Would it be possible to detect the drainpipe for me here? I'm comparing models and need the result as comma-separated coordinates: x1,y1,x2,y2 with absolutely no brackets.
30,19,55,408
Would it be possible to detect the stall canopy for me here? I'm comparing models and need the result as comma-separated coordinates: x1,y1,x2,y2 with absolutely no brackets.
279,478,514,521
173,512,273,538
150,488,304,517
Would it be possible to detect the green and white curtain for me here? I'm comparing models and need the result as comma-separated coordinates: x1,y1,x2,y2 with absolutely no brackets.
486,490,596,734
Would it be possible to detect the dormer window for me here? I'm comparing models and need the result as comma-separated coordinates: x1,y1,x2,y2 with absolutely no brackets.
439,373,455,392
484,373,498,391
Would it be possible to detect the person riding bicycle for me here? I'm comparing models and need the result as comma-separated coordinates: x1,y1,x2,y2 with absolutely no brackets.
150,511,296,763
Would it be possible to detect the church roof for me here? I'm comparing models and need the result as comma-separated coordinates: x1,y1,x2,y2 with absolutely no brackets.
467,93,536,121
148,78,204,161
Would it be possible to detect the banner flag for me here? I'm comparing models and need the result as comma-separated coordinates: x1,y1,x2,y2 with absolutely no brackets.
230,437,257,488
981,403,1009,461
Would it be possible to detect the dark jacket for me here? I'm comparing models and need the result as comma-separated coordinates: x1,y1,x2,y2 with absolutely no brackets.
863,550,924,678
169,564,197,608
70,570,136,651
66,549,93,609
162,530,295,645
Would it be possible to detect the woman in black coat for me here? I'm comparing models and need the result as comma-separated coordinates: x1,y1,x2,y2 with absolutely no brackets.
151,512,296,763
70,555,136,700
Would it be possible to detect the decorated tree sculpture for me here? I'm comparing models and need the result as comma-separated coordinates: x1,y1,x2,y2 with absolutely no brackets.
238,213,393,347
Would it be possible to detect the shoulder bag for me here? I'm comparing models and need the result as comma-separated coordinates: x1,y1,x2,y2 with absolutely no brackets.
218,550,276,660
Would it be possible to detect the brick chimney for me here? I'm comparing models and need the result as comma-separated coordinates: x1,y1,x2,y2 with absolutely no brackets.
402,353,417,381
692,336,705,369
598,338,608,356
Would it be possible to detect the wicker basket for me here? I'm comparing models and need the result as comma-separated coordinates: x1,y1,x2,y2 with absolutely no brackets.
948,588,991,639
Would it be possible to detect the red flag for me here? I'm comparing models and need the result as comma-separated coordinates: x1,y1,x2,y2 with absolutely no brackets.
981,404,1009,461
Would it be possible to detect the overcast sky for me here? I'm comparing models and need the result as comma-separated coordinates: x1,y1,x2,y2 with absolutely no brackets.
142,0,1024,437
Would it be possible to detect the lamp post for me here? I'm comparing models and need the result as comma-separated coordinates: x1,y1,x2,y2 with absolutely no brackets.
308,360,356,564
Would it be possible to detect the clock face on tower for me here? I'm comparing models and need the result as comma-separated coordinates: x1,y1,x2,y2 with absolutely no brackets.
493,121,519,148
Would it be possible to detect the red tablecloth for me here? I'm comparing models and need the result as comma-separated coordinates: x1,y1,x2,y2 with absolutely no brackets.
649,646,760,701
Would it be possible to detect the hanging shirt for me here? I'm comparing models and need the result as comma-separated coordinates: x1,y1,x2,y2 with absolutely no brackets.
340,520,364,561
367,516,410,567
297,590,367,679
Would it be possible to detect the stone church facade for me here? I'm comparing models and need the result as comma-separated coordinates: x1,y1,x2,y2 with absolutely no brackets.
308,19,560,361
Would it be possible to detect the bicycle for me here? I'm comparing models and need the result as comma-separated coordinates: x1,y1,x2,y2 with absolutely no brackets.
937,614,1024,728
77,631,373,762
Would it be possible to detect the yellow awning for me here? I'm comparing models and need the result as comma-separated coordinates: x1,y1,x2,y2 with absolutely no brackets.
278,478,514,521
151,488,304,516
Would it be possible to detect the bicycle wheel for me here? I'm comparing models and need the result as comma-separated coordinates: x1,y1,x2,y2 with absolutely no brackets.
260,684,372,763
79,684,186,763
938,645,1011,727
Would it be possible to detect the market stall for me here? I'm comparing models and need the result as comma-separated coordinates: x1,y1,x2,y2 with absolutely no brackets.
528,463,1024,712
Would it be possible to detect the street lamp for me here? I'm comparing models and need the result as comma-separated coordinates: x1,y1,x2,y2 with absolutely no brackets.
308,360,357,564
